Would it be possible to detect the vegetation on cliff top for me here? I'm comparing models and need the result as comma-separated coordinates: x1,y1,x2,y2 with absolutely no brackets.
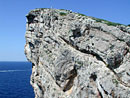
59,12,67,16
92,17,123,26
32,8,127,27
59,9,126,27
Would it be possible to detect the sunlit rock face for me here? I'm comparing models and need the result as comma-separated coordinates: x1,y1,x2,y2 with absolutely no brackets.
25,8,130,98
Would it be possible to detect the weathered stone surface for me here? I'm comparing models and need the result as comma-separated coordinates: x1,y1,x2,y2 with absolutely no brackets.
25,8,130,98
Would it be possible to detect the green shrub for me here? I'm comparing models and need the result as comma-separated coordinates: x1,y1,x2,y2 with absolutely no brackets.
94,18,106,23
106,22,122,26
112,79,119,87
93,17,122,26
59,12,67,16
76,61,83,66
78,13,86,17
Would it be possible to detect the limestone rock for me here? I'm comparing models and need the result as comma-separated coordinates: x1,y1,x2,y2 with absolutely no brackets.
25,8,130,98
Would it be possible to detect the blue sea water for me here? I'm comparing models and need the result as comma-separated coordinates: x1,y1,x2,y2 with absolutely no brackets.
0,62,34,98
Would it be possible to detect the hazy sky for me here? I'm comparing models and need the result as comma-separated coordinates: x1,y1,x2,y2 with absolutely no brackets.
0,0,130,61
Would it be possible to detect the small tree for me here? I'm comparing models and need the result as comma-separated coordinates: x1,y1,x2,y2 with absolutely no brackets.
128,24,130,26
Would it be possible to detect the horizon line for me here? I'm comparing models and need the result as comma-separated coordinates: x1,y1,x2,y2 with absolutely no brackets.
0,61,29,62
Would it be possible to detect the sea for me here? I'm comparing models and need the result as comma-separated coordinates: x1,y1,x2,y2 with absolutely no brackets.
0,62,35,98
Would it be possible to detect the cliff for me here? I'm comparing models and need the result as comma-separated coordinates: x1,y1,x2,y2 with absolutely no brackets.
25,8,130,98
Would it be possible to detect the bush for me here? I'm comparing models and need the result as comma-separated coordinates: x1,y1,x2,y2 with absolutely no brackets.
78,13,86,17
106,22,122,26
93,17,122,26
94,18,106,23
59,12,67,16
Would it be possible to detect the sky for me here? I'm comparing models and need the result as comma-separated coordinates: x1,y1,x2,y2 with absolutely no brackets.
0,0,130,61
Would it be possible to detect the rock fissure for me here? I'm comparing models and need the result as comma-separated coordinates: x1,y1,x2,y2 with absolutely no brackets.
92,25,130,48
97,89,103,98
59,36,106,64
107,66,130,88
63,68,77,92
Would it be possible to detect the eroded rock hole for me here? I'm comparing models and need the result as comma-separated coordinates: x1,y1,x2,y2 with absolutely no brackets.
107,53,123,69
32,63,35,68
63,68,77,92
29,42,35,49
26,13,36,24
92,43,94,46
89,73,97,81
72,28,82,38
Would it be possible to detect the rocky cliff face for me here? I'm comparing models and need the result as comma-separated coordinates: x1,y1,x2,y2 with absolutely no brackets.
25,8,130,98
